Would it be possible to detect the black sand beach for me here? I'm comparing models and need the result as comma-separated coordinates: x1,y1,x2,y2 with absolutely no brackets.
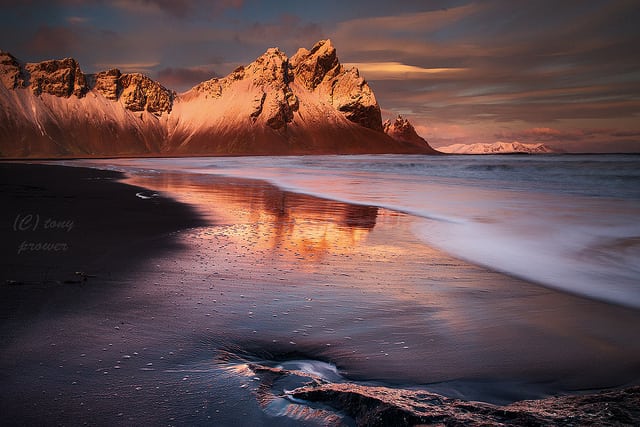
1,162,640,426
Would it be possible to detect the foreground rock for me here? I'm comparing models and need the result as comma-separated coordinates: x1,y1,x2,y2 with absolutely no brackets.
0,42,437,157
225,355,640,427
290,383,640,426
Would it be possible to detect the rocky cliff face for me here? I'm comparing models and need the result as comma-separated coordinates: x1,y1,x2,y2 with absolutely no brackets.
25,58,88,98
92,69,121,100
0,41,435,157
1,52,174,115
118,73,174,115
0,51,25,90
383,115,439,153
91,69,174,115
290,40,382,131
187,40,381,135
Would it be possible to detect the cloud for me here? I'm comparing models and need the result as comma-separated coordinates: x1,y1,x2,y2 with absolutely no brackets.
330,3,491,64
611,130,640,138
344,62,468,80
156,66,219,91
111,0,192,18
111,0,244,19
333,4,482,43
495,127,585,143
424,123,640,153
25,25,78,57
329,0,640,142
484,126,640,152
66,16,89,24
235,14,325,54
94,61,160,73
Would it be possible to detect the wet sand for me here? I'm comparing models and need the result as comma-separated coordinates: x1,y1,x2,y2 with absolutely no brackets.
2,163,640,426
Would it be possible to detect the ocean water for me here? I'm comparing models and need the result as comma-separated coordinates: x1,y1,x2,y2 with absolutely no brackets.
10,154,637,425
76,154,640,308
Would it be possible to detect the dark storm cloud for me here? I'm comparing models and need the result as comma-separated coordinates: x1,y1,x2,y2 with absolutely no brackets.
25,25,78,57
156,66,219,91
337,0,640,123
109,0,244,19
232,13,325,56
490,127,640,153
0,0,244,18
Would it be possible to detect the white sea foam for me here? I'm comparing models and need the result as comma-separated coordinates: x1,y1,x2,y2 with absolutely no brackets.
73,154,640,308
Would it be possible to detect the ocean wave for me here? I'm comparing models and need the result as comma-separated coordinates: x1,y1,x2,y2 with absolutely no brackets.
70,154,640,308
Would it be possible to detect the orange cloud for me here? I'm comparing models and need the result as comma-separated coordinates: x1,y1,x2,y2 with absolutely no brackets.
345,62,467,80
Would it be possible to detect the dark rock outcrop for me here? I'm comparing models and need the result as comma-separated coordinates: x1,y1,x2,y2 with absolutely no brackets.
90,69,174,115
25,58,88,98
0,51,25,90
290,40,341,90
384,115,440,153
118,73,174,115
331,67,382,131
290,383,640,427
92,68,121,100
291,40,382,131
215,354,640,427
239,357,640,427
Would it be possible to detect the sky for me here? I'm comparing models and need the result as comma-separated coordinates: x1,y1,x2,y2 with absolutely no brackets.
1,0,639,152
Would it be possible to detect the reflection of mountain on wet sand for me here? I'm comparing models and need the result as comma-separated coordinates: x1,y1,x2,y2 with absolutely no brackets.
5,163,640,425
126,173,379,263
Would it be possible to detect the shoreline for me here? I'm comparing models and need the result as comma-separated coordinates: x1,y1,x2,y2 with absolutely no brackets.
0,163,204,285
123,168,640,393
2,152,640,162
2,162,640,425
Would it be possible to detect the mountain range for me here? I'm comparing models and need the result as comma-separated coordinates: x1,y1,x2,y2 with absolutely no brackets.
0,40,438,158
437,141,558,154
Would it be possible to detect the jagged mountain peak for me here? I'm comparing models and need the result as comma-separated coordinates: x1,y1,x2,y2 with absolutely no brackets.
245,47,290,87
185,40,380,132
0,53,88,97
25,57,88,98
383,115,412,133
117,72,175,115
383,115,439,153
0,50,24,90
0,41,438,157
0,52,174,116
291,39,341,90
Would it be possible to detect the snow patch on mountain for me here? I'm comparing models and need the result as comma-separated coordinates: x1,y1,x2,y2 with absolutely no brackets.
438,141,558,154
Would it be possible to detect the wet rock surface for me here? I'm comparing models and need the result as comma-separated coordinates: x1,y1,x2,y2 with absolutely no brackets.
290,383,640,426
234,355,640,427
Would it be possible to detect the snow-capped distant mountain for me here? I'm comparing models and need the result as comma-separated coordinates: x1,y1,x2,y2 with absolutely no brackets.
0,40,436,158
437,141,558,154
